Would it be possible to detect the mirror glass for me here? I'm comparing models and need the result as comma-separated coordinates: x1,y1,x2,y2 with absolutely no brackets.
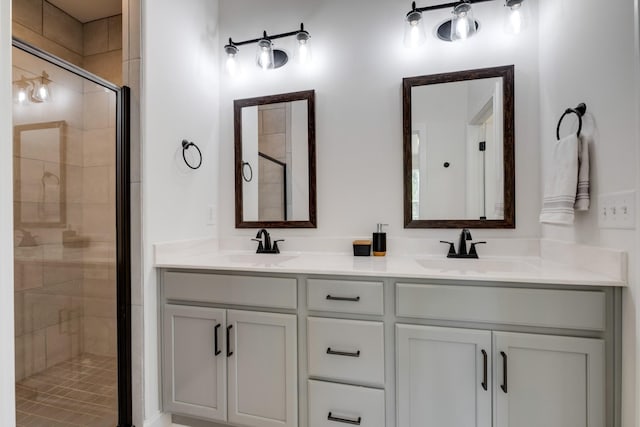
14,121,66,227
403,66,515,228
235,90,316,228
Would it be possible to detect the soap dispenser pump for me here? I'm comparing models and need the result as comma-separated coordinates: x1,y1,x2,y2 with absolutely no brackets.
373,223,388,257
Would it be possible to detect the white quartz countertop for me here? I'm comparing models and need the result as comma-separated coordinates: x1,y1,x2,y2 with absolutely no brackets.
154,240,627,287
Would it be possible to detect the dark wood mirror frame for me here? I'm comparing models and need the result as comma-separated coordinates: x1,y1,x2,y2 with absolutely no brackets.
403,65,515,229
234,90,317,228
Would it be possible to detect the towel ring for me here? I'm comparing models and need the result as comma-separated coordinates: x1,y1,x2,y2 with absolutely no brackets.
242,161,253,182
182,139,202,170
556,103,587,140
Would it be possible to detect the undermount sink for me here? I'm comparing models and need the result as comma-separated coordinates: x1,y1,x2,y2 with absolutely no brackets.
223,253,299,266
415,257,539,274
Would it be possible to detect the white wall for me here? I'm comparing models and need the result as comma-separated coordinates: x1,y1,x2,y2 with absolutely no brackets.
141,0,219,424
217,0,541,241
538,0,638,425
0,0,16,426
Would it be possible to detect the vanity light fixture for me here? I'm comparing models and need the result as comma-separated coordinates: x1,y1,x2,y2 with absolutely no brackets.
404,0,528,46
12,71,52,104
224,23,311,75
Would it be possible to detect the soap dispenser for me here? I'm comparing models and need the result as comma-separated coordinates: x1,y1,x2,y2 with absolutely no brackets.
373,223,388,257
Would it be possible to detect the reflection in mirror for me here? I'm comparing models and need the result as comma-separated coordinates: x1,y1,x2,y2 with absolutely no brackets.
235,90,316,228
403,66,514,228
14,121,66,227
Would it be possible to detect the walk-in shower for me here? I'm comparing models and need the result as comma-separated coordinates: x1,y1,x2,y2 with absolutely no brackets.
12,40,130,427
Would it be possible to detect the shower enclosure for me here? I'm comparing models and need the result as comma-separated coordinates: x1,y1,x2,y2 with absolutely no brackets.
12,40,131,427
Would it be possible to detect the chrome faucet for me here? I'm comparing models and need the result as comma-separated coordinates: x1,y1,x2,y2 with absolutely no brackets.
440,228,486,259
252,229,284,254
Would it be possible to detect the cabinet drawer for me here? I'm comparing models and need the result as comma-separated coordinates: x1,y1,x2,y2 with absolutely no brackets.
308,380,385,427
164,271,297,309
396,283,606,331
308,317,384,387
307,279,383,315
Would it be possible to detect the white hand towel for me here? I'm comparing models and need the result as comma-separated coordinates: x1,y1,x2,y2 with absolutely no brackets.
540,134,579,224
574,133,590,211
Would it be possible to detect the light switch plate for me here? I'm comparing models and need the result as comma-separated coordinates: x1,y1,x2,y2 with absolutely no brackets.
598,191,636,229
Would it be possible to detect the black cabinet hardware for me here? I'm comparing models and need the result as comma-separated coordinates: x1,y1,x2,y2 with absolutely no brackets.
500,351,508,393
326,295,360,302
481,349,488,391
327,412,361,425
326,348,361,358
214,324,221,356
227,325,233,357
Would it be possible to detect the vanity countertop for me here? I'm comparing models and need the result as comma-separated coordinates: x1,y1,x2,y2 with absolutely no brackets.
155,240,626,287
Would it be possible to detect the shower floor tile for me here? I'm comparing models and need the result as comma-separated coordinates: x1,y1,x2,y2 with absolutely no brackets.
16,354,117,427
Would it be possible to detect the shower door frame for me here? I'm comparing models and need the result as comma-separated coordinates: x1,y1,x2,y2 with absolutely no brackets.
12,38,134,427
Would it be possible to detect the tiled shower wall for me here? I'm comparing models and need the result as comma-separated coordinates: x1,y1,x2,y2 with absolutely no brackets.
12,0,122,85
258,103,287,221
13,46,117,382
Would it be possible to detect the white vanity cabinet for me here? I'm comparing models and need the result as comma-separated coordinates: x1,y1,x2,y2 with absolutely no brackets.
396,282,609,427
161,272,298,427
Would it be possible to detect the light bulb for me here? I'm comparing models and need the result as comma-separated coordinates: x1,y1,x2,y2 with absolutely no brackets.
504,0,529,35
404,10,426,48
224,44,240,77
451,2,477,41
296,30,312,65
256,39,274,70
38,84,49,101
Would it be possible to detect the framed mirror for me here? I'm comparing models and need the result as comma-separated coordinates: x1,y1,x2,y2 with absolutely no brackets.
403,65,515,228
234,90,317,228
14,121,67,228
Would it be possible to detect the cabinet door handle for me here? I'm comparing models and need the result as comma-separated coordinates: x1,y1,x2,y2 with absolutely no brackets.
327,412,361,425
326,294,360,302
226,324,233,357
481,349,488,391
500,351,508,393
326,347,361,358
214,324,221,356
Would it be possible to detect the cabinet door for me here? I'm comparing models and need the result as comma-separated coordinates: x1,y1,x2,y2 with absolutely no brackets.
227,310,298,427
396,324,492,427
494,332,605,427
163,305,227,421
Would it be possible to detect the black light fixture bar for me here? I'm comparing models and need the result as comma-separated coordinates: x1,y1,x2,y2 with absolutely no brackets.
409,0,494,13
228,23,307,47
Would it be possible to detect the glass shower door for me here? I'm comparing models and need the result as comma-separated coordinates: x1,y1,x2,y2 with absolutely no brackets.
13,45,120,427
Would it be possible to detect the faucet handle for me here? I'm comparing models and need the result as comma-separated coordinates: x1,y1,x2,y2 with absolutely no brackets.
440,241,456,257
469,241,487,257
251,238,264,253
272,239,285,254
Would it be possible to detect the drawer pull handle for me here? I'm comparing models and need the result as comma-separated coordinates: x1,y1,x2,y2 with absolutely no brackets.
481,349,487,391
500,351,508,393
327,412,361,425
326,347,361,358
227,325,233,357
326,294,360,302
214,324,221,356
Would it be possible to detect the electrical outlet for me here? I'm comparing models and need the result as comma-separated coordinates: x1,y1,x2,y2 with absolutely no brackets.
598,191,636,229
206,205,216,225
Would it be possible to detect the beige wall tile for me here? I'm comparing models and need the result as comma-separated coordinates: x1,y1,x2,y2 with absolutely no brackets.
83,128,116,166
14,260,43,291
83,50,123,86
83,91,111,130
83,296,115,319
83,278,116,300
261,106,286,134
12,0,43,34
15,330,47,381
65,164,83,203
259,133,286,159
83,18,109,56
45,320,81,367
64,126,84,166
82,203,116,243
82,166,110,204
12,22,83,67
42,261,83,286
108,15,122,51
83,317,116,357
42,2,83,54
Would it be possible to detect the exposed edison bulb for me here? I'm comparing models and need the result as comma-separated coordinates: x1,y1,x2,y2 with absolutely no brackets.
296,30,312,65
224,44,240,77
256,39,274,70
403,10,426,48
37,83,49,101
451,2,477,41
504,0,529,35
